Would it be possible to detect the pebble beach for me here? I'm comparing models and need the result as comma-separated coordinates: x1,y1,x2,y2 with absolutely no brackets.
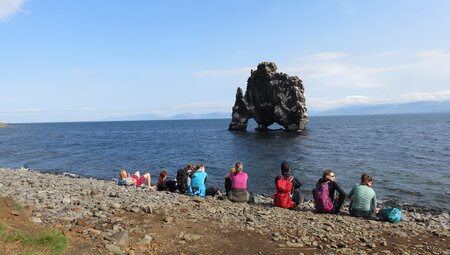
0,167,449,254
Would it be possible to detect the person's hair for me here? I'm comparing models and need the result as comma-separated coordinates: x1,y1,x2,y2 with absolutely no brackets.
119,170,126,178
281,161,290,176
186,163,195,171
196,164,204,170
185,163,195,177
322,169,333,178
360,173,373,186
158,170,167,187
234,162,243,176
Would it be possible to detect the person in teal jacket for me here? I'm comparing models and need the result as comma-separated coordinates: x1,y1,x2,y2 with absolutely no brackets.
348,173,380,218
188,165,208,197
187,165,218,197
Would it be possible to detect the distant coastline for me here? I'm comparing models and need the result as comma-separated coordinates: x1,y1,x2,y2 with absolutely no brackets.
2,100,449,124
103,100,450,122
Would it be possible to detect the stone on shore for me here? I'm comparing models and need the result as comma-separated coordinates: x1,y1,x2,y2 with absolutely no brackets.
0,167,448,254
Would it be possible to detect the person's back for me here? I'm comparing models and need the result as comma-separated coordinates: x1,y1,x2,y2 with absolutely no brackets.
348,173,378,218
187,165,208,197
313,169,345,214
176,168,189,194
230,171,247,189
228,162,253,203
349,184,376,211
274,161,302,209
191,170,207,189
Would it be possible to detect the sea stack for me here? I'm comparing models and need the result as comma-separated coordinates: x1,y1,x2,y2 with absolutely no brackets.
228,62,308,131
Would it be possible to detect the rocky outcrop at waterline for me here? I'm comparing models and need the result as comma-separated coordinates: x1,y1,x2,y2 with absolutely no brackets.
229,62,308,131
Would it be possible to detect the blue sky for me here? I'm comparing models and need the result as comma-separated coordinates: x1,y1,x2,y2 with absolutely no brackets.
1,0,450,123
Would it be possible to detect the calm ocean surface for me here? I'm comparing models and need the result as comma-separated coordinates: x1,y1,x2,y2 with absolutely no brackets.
1,114,449,210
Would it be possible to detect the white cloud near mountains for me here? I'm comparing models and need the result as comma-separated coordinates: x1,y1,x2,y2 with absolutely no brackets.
193,49,450,111
309,90,450,109
0,0,27,21
301,49,450,109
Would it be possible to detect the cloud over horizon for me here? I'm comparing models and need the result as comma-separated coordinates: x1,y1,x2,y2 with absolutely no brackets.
289,50,450,107
192,50,450,111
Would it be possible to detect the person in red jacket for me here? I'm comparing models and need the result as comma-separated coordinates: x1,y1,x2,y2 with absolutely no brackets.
274,161,303,208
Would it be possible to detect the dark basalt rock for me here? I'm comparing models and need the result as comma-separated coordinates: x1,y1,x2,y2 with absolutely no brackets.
228,62,308,131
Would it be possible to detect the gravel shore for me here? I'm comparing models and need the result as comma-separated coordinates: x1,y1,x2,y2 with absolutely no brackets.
0,168,449,254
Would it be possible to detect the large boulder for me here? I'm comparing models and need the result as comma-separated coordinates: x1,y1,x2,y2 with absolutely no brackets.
228,62,308,131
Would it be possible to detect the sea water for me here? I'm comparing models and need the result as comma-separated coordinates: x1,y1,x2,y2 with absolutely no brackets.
1,114,449,210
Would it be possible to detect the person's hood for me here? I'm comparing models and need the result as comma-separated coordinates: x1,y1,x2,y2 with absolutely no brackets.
318,177,328,183
281,172,291,178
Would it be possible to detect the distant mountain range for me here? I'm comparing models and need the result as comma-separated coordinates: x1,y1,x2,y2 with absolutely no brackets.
312,100,450,116
104,101,450,121
104,112,231,121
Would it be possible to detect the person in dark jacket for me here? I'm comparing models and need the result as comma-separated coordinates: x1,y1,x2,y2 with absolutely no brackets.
316,169,346,214
274,161,303,207
157,170,178,192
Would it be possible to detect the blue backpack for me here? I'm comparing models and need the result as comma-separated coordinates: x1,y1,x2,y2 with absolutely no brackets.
377,207,402,223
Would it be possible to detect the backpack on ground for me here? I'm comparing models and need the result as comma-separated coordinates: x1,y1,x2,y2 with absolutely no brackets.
176,168,189,194
274,176,295,209
313,182,334,213
377,207,402,223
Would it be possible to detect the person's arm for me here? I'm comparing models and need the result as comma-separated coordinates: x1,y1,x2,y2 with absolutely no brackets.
274,176,280,186
371,191,377,212
334,182,346,199
293,177,302,189
348,185,355,199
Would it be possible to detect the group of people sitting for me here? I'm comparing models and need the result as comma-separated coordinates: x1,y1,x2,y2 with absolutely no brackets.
118,161,379,219
271,161,378,219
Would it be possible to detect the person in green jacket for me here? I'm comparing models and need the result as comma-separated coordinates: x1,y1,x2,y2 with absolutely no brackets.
348,173,380,218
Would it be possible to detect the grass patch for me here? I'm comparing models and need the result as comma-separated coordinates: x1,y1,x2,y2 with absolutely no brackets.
14,201,24,211
2,229,68,254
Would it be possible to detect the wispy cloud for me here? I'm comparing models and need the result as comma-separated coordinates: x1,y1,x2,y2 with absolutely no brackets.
310,90,450,109
18,108,41,112
192,67,250,78
0,0,27,21
288,49,450,91
309,96,375,109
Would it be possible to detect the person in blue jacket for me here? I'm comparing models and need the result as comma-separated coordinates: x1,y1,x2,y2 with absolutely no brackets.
187,165,218,197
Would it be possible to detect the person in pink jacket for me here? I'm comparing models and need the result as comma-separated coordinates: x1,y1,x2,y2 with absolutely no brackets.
225,162,254,203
